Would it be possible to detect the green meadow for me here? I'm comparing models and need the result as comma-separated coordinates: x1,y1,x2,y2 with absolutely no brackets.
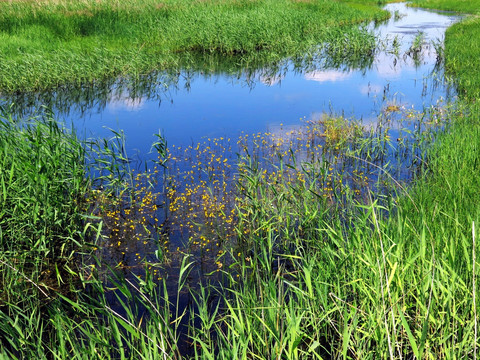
0,0,388,92
2,0,480,359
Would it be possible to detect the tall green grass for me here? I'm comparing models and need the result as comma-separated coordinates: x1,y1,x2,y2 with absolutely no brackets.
0,110,177,358
182,0,480,356
178,103,478,358
2,0,480,358
0,109,92,305
409,0,480,13
0,0,388,92
444,17,480,99
1,99,479,358
0,109,95,355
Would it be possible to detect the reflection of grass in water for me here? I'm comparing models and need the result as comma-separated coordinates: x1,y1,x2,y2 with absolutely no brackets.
411,0,480,99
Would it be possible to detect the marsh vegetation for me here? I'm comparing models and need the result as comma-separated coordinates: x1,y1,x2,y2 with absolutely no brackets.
1,0,480,359
0,0,388,92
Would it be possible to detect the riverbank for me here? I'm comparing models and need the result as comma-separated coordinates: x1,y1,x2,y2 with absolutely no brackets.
0,0,388,93
410,0,480,99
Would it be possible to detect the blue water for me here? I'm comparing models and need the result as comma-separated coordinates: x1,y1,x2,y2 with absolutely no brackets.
2,3,460,158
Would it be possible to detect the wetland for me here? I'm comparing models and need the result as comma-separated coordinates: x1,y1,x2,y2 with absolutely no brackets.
1,0,480,359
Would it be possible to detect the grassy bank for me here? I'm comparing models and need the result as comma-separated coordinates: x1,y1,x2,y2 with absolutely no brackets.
409,0,480,13
0,0,388,92
444,16,480,99
410,0,480,99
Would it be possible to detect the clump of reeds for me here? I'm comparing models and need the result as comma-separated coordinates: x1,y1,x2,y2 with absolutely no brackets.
184,102,480,359
0,109,91,303
2,98,478,359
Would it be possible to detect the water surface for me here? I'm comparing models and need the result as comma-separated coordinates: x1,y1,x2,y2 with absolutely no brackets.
2,3,460,160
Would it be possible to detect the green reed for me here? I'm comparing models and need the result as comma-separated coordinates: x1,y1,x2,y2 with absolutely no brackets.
0,109,91,302
184,103,479,359
0,0,389,92
177,5,480,355
2,0,480,356
0,109,94,356
0,107,161,358
1,101,478,358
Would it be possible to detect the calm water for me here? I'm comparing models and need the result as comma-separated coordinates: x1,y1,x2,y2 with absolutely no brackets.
73,2,461,274
2,3,460,160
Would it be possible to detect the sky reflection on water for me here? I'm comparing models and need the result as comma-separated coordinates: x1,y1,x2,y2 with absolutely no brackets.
3,3,460,159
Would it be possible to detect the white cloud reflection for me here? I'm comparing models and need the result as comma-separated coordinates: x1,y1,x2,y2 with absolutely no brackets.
304,70,352,82
108,96,146,112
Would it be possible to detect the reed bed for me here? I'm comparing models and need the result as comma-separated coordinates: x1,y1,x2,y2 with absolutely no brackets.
0,110,91,302
0,0,388,92
0,109,98,356
1,98,478,359
0,97,450,358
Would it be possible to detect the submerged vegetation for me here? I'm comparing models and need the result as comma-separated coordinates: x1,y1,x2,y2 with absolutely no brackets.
2,0,480,359
0,0,388,92
1,98,454,359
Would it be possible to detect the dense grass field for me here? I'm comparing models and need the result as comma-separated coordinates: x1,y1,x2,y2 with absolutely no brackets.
1,0,480,359
445,16,480,99
0,0,388,92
